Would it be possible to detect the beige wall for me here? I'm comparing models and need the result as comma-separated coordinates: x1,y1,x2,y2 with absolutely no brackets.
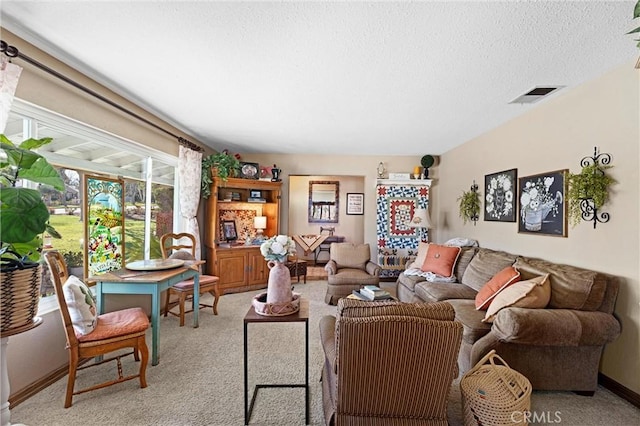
288,175,365,262
239,154,424,257
436,62,640,394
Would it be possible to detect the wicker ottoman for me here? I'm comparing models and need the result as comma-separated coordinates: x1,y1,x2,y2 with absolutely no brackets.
285,260,307,283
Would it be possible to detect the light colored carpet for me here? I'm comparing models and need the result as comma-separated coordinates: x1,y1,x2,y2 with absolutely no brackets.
11,280,639,425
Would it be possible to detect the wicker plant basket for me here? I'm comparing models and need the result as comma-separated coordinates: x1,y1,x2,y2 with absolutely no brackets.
461,350,532,426
1,263,42,334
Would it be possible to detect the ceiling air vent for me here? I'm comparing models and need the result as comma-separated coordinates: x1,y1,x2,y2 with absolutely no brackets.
509,86,563,104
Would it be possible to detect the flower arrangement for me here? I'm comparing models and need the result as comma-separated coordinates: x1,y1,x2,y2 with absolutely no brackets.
260,235,296,263
520,175,562,219
485,172,515,220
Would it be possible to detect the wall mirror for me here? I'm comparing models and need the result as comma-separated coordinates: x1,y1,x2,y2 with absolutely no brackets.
309,181,339,223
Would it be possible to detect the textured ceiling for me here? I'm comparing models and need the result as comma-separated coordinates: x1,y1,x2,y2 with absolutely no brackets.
1,1,637,156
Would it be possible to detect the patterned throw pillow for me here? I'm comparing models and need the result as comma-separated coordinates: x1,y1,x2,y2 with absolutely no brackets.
475,266,521,310
407,242,430,270
482,274,551,322
62,275,97,336
420,244,461,278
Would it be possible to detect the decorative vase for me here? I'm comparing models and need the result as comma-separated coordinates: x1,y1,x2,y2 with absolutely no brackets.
252,260,300,316
266,261,292,304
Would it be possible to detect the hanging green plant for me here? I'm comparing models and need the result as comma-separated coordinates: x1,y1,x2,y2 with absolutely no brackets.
458,186,481,225
567,164,616,227
201,150,241,198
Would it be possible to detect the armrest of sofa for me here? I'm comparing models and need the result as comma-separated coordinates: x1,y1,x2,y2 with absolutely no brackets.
325,260,337,275
365,260,381,276
491,307,621,346
319,315,337,373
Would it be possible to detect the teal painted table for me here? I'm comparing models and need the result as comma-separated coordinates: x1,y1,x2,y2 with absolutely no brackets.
90,261,203,366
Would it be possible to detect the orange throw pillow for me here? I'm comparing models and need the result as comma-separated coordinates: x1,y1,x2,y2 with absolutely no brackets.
420,244,461,278
475,266,521,310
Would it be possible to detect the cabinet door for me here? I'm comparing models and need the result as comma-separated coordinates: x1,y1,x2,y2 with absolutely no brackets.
216,251,246,291
247,250,268,286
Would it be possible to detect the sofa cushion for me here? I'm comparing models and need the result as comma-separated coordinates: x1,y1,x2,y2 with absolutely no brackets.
415,282,477,302
397,272,424,293
461,248,517,291
454,246,479,283
475,266,521,310
491,307,620,346
331,243,370,270
514,257,606,311
446,299,491,344
329,268,379,285
406,242,430,270
482,274,551,323
420,244,461,277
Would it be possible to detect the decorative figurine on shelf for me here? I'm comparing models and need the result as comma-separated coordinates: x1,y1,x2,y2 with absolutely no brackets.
271,164,281,182
421,155,435,179
377,162,387,178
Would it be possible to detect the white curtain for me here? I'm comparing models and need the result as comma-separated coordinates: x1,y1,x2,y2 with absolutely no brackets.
0,56,23,133
178,145,203,258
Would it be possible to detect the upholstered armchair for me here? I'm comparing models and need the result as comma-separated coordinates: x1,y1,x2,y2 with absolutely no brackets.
319,299,463,426
324,242,381,305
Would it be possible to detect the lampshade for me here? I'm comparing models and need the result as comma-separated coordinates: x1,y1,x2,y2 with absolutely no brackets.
408,208,432,229
254,216,267,230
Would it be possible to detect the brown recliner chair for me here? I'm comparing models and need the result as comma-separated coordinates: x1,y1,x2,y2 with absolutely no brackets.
319,299,463,426
324,242,381,305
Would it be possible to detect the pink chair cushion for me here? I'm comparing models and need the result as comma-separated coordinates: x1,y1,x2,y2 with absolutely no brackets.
172,275,220,290
78,307,149,342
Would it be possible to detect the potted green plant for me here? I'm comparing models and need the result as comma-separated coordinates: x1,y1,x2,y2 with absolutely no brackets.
201,150,241,198
567,164,616,227
0,134,65,333
627,1,640,48
458,184,481,225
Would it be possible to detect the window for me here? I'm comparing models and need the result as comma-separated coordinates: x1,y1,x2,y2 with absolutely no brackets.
5,101,181,301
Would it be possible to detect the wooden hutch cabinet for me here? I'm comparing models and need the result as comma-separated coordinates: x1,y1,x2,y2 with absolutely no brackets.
204,177,282,293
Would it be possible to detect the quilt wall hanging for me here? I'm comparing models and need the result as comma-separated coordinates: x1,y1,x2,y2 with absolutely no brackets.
376,181,431,278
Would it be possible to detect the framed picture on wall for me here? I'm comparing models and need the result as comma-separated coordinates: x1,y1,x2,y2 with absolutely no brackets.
518,169,568,237
484,168,517,222
346,193,364,215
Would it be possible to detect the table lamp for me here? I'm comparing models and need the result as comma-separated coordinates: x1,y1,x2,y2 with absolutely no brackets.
254,216,267,239
408,207,432,242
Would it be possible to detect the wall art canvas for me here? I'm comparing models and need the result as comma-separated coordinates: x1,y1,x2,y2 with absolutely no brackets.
518,169,568,237
484,168,517,222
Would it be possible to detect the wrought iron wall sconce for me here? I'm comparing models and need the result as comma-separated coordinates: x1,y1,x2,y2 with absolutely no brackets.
469,181,480,225
458,180,480,226
568,147,614,229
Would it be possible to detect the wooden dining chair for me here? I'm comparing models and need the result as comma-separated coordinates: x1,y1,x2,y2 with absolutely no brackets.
160,232,221,326
44,250,150,408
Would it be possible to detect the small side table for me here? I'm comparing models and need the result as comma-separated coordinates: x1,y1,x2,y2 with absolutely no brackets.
243,299,309,425
285,260,308,283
